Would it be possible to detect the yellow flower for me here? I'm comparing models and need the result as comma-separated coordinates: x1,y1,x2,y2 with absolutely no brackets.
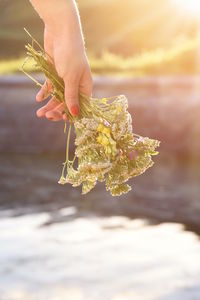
101,98,107,104
102,127,111,136
97,134,103,144
116,105,122,113
97,124,104,132
106,146,112,154
102,136,109,145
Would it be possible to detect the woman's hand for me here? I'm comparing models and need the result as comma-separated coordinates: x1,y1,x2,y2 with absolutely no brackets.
30,0,93,121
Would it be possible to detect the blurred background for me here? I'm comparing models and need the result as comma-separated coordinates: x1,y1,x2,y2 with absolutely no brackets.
0,0,200,299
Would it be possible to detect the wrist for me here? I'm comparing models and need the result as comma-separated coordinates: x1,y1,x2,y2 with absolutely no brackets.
45,24,85,54
30,0,84,46
42,1,74,30
44,2,85,49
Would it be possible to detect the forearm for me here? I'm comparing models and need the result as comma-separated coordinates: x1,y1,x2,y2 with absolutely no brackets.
29,0,92,117
29,0,84,46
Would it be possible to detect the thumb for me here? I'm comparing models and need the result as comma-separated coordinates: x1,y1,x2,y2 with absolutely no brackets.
64,76,80,117
79,68,93,97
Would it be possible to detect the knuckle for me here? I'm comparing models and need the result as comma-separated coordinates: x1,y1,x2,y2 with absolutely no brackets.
64,74,78,86
65,90,77,100
67,78,77,86
65,84,78,102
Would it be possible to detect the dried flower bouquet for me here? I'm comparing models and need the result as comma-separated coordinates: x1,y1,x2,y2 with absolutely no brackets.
22,30,160,196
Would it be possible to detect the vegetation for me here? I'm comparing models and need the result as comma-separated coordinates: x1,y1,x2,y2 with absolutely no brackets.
1,35,200,76
0,0,200,75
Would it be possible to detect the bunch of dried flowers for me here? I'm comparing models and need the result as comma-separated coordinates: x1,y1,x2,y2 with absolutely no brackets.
22,30,160,196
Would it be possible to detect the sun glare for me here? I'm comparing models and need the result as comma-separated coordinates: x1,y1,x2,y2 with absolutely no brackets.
172,0,200,17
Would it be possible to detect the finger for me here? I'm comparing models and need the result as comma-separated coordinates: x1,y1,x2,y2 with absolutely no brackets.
64,76,80,117
79,68,93,97
36,80,53,102
36,97,60,118
62,113,69,122
45,103,66,121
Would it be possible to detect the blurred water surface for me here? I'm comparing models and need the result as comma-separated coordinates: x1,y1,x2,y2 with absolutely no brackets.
0,210,200,300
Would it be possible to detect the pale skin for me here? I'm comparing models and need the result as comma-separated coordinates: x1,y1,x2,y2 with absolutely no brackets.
29,0,93,121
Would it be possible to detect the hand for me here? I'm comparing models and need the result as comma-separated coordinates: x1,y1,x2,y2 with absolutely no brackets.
35,21,93,122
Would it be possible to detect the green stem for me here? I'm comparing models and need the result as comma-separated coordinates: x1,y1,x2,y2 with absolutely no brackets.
64,121,67,133
71,154,77,167
66,122,72,168
61,122,72,178
24,28,44,52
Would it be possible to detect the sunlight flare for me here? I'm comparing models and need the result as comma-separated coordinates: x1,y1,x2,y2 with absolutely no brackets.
171,0,200,17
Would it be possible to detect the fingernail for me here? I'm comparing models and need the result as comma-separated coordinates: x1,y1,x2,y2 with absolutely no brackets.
63,114,68,121
36,108,43,117
70,105,79,116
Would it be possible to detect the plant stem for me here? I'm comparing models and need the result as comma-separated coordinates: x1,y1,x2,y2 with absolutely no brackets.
61,122,72,178
66,122,72,169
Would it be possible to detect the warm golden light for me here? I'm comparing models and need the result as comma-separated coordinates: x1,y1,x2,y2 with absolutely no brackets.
172,0,200,16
